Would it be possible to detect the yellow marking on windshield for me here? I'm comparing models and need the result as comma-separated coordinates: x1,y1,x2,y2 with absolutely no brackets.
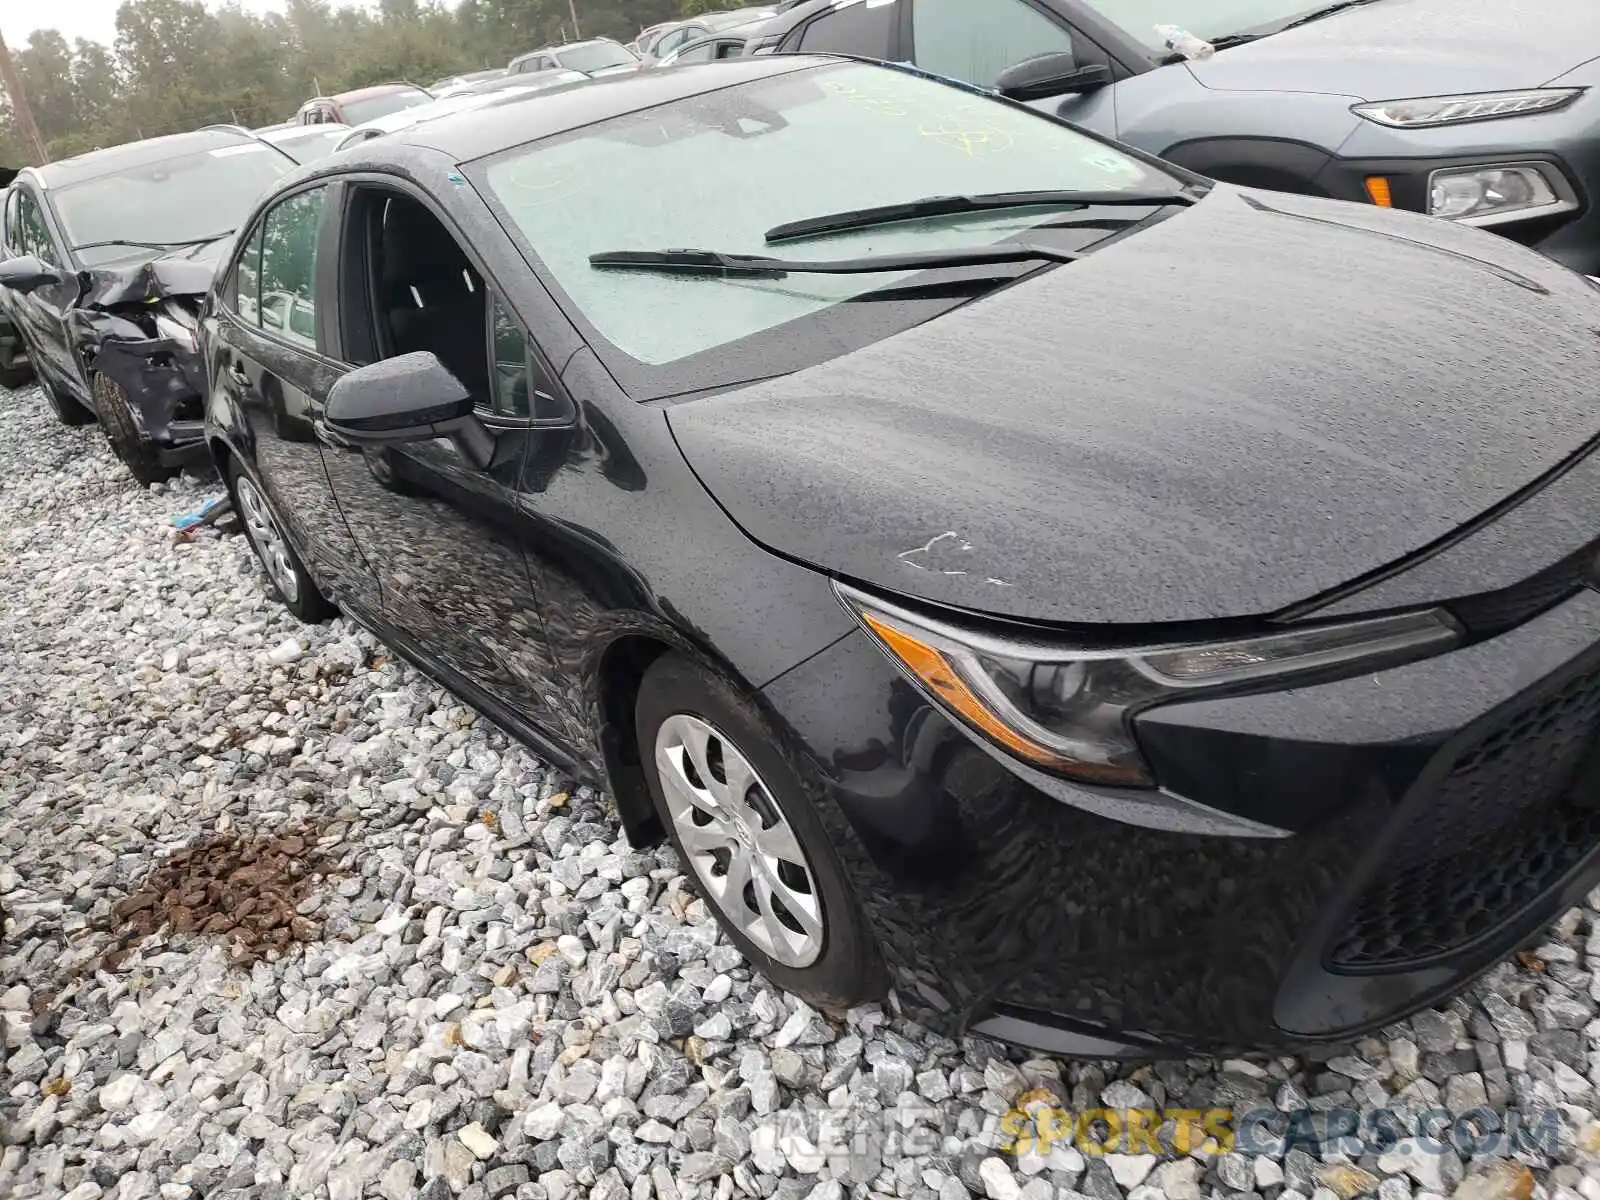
822,75,1022,157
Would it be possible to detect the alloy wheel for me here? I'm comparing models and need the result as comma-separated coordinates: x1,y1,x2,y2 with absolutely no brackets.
654,712,824,968
234,475,300,604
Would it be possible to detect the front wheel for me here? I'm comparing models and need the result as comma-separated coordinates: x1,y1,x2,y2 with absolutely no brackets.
226,458,336,624
91,372,174,484
636,652,887,1011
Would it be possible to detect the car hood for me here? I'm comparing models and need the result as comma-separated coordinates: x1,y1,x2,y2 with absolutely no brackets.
1185,0,1600,99
81,241,229,308
668,186,1600,627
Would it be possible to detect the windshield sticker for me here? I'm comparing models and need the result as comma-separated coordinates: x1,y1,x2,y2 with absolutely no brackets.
209,144,271,157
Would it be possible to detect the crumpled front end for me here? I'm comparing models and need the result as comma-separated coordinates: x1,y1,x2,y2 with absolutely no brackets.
67,257,213,463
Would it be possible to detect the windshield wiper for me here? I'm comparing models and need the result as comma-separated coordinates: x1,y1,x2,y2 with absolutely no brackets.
1277,0,1387,32
589,244,1082,278
70,231,236,253
763,189,1196,243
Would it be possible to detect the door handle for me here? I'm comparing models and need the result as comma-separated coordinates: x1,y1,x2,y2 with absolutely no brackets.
227,363,250,386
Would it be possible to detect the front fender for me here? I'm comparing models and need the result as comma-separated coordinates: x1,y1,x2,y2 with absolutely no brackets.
69,311,204,445
204,374,256,469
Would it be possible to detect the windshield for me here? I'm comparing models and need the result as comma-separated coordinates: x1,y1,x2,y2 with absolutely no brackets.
1081,0,1359,47
340,88,433,125
53,143,294,268
271,129,350,163
477,62,1175,391
556,42,639,72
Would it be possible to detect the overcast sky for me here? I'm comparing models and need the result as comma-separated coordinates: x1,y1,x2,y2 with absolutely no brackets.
0,0,378,50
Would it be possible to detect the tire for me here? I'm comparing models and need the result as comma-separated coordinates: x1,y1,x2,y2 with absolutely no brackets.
225,457,336,624
0,328,35,390
636,652,887,1011
40,373,94,425
90,372,175,484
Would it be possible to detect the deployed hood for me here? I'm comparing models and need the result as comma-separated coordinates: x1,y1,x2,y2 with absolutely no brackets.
668,186,1600,627
1186,0,1600,100
81,241,229,308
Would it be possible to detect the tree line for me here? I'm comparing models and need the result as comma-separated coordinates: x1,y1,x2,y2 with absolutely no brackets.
3,0,712,163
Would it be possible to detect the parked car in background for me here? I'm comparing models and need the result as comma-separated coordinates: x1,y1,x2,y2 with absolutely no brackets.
637,7,776,62
468,69,592,97
256,122,353,164
332,83,561,153
508,37,640,78
205,54,1600,1057
430,68,507,97
738,0,1600,273
0,127,296,482
295,82,434,127
626,21,677,55
655,30,756,68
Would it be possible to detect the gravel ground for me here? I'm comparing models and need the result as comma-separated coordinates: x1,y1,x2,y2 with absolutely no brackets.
4,379,1600,1200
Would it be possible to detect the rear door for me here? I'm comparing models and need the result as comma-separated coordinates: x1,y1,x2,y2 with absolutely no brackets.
208,179,377,608
9,185,84,401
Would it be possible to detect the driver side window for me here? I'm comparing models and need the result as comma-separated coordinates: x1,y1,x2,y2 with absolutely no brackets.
909,0,1076,87
343,188,568,422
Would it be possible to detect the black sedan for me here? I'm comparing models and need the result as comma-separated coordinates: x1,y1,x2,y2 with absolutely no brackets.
0,127,296,482
201,55,1600,1056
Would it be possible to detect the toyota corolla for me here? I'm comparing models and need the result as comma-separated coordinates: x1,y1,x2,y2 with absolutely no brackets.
202,56,1600,1055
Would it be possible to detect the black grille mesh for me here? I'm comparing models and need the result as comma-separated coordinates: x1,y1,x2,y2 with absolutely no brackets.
1328,666,1600,971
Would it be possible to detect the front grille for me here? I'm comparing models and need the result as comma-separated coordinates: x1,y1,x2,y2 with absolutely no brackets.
1328,665,1600,971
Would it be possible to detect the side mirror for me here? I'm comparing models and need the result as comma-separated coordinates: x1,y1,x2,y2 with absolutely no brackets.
325,351,494,470
996,54,1111,101
0,254,63,295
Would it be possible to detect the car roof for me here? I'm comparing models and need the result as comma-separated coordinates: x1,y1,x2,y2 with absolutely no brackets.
396,54,822,161
334,82,429,103
265,123,352,139
26,126,269,190
527,37,625,55
355,87,539,133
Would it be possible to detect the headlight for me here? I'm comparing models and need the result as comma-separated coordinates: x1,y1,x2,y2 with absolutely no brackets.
1352,88,1584,129
153,305,199,355
1426,162,1577,227
836,583,1460,788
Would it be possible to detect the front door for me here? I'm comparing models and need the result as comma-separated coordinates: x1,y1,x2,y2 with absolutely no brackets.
207,180,376,607
9,186,86,402
314,181,577,740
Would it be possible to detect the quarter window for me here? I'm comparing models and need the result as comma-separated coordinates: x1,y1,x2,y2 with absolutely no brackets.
242,187,327,351
232,225,264,325
792,0,897,56
15,192,57,266
910,0,1076,88
489,295,565,421
3,190,18,253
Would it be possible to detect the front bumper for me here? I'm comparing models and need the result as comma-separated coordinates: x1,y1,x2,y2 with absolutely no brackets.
89,333,208,454
763,584,1600,1056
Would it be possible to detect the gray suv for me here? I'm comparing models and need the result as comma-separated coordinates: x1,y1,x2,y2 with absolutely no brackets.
738,0,1600,273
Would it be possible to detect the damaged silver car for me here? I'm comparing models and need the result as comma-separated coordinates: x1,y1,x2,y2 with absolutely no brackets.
0,127,297,483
